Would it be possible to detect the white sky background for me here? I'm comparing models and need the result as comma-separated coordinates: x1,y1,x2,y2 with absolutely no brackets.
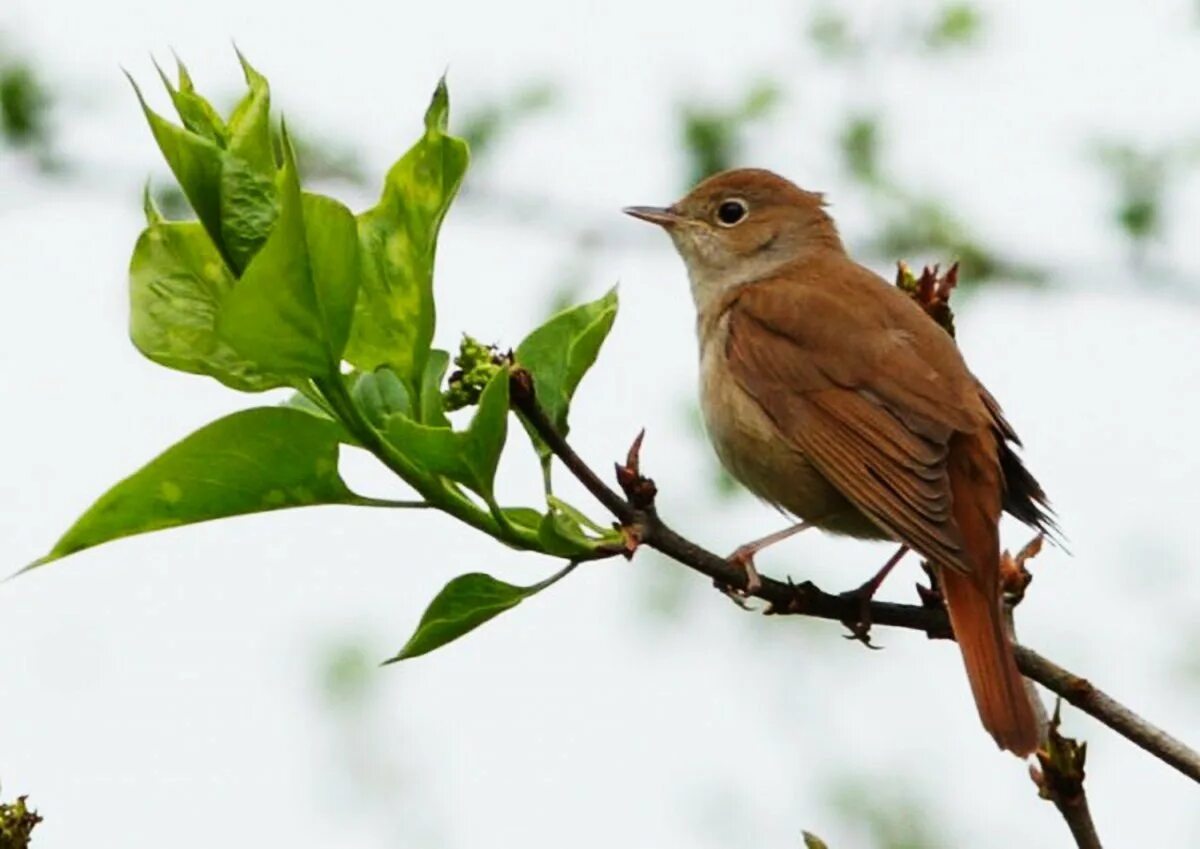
2,0,1199,847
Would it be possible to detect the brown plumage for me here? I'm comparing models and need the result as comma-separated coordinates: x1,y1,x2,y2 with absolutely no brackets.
626,168,1054,756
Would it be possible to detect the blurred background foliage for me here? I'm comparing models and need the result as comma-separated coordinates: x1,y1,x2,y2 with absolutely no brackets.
3,2,1199,845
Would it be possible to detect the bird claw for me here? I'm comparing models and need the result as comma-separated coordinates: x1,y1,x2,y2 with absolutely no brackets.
715,546,763,608
838,584,882,649
727,546,763,595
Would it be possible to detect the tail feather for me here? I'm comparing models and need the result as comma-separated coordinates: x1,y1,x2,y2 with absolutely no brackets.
940,567,1039,755
945,432,1040,756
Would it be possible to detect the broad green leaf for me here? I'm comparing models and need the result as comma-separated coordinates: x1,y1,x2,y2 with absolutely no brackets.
128,73,227,263
515,286,618,447
381,368,508,499
345,78,469,392
32,408,359,567
128,217,290,391
386,564,575,662
218,133,360,377
352,368,412,428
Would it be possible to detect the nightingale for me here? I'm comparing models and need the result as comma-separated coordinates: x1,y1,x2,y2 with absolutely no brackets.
624,168,1056,756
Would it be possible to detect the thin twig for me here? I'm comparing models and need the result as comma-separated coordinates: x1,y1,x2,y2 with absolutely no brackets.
1054,790,1103,849
1017,647,1200,784
509,369,1200,788
1031,700,1103,849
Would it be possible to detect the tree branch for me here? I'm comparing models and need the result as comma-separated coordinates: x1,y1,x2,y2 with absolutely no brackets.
510,370,1200,791
1031,700,1103,849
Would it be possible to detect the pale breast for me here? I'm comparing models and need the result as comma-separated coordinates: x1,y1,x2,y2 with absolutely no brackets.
698,315,860,529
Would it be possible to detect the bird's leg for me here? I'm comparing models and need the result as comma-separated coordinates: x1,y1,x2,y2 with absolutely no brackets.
722,521,813,599
840,544,910,644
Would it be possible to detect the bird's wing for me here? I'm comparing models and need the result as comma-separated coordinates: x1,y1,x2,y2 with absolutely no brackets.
724,271,992,573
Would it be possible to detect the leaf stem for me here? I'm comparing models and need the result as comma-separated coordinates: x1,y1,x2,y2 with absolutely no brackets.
315,373,540,549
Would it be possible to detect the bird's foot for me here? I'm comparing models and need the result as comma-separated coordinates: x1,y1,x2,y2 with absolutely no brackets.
728,544,763,595
838,581,882,650
715,545,763,608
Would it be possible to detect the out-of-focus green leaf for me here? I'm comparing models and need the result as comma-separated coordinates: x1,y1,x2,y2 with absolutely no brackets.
458,80,557,158
807,8,858,59
383,369,509,500
218,132,360,377
345,78,469,393
0,61,52,151
679,83,779,186
924,3,983,50
515,287,617,454
839,114,880,185
128,212,289,391
30,408,360,568
386,564,575,662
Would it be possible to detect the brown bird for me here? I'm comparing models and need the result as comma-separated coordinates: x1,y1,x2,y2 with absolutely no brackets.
625,169,1056,756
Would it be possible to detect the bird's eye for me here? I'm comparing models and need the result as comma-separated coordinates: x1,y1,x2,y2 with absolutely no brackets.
716,199,748,227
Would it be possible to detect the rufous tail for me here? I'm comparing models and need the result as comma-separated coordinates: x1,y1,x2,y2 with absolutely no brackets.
944,432,1040,756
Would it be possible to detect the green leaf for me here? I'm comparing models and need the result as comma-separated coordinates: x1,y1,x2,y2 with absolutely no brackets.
386,564,576,662
128,72,228,263
218,154,278,273
538,498,620,557
499,502,619,558
345,78,470,393
515,287,618,451
218,131,360,377
226,51,274,176
802,833,830,849
419,349,451,427
155,57,227,146
352,368,412,428
381,368,509,499
218,54,277,270
128,218,290,391
32,408,360,568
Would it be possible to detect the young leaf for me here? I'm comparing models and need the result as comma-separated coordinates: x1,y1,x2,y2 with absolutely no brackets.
217,132,360,377
386,564,576,662
515,286,618,449
155,57,227,146
226,51,274,176
218,154,278,273
538,499,621,558
217,53,278,270
31,408,361,568
381,368,509,500
345,78,469,392
419,349,452,427
352,367,412,427
128,73,227,263
128,218,290,391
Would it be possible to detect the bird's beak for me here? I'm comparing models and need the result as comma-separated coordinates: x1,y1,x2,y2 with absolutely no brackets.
623,205,683,228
